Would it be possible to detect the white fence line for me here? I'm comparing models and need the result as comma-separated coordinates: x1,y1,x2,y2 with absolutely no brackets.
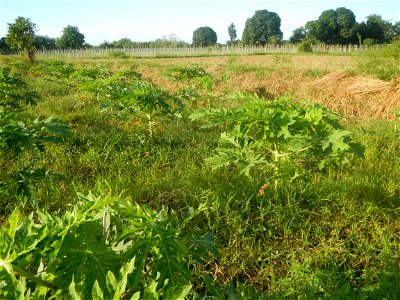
34,45,382,58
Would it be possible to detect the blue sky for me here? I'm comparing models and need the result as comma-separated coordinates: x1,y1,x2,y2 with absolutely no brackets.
0,1,399,45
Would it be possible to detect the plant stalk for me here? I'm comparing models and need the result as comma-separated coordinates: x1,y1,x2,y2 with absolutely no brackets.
12,263,58,292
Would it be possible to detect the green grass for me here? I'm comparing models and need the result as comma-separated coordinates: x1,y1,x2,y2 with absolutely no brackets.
1,54,399,298
354,43,400,80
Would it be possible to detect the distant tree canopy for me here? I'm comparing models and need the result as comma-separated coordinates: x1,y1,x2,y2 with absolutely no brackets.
192,26,217,47
97,36,189,49
391,21,400,42
1,9,399,55
289,26,306,43
34,35,56,50
291,7,398,45
357,14,394,44
151,34,189,48
56,25,85,49
305,7,358,44
242,10,283,45
0,37,12,54
6,16,37,62
228,23,237,42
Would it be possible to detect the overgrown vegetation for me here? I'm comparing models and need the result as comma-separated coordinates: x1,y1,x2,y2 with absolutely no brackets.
356,42,400,80
1,193,216,299
0,53,399,298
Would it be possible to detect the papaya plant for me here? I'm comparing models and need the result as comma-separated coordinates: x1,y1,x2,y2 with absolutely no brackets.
190,94,364,184
167,66,215,92
0,68,40,111
29,60,76,83
0,193,217,299
0,111,70,206
96,80,185,136
0,67,70,207
167,66,208,81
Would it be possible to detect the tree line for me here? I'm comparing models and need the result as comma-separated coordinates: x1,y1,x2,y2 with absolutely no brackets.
1,7,399,61
1,18,87,55
193,8,399,47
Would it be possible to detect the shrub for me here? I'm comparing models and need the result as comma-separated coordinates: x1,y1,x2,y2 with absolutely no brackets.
108,50,128,59
297,41,312,52
0,67,40,111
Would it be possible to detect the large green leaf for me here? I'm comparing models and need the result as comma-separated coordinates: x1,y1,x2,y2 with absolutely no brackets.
191,96,365,179
52,221,121,298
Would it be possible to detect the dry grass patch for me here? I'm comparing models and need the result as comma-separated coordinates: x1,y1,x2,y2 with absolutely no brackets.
306,71,400,119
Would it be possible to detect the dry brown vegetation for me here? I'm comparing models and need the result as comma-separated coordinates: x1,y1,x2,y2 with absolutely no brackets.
308,71,400,119
127,54,400,119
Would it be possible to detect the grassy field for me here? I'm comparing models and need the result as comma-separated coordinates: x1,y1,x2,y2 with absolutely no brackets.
1,49,400,298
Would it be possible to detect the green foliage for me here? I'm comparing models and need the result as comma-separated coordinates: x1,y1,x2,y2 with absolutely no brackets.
0,37,13,54
192,26,217,47
71,67,113,82
167,66,214,92
100,81,185,122
304,10,397,45
0,193,216,299
29,60,76,82
297,41,313,52
1,56,399,299
99,36,190,49
1,168,66,208
56,25,86,49
81,77,131,100
108,50,129,59
0,112,70,156
228,23,237,43
82,72,186,134
114,69,143,80
34,35,56,50
358,14,392,44
356,43,400,80
0,64,70,206
290,26,306,43
362,38,376,46
277,262,400,299
0,67,40,111
241,10,283,45
0,111,70,205
168,66,208,81
190,95,364,179
305,7,358,44
6,16,36,62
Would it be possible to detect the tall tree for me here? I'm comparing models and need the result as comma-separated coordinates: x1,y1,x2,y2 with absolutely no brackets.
228,23,237,43
192,26,217,47
0,37,12,54
390,21,400,42
241,10,283,45
56,25,85,49
289,26,306,43
306,7,358,44
315,9,339,44
6,16,36,62
336,7,357,44
112,38,135,48
34,35,56,50
357,15,390,44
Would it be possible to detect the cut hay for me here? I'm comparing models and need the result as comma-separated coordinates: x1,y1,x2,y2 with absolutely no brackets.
309,71,400,119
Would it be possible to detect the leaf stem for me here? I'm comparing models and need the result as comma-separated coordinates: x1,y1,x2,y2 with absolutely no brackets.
12,263,58,292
